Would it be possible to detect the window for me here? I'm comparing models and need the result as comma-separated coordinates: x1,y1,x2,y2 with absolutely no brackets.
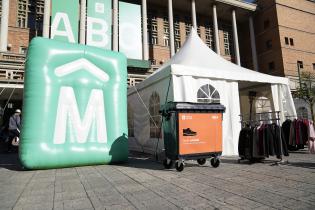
19,46,27,54
266,40,272,50
127,104,134,137
148,13,158,45
17,0,28,28
185,17,191,36
175,40,181,50
149,92,161,138
263,20,270,29
28,0,45,36
297,61,304,69
163,17,170,47
197,84,220,103
268,62,275,71
290,38,294,46
35,0,45,36
285,37,289,45
223,32,230,55
205,24,214,50
222,25,234,56
197,26,201,36
313,63,315,70
174,18,181,50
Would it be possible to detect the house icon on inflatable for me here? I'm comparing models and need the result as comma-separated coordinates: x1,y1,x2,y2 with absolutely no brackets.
54,58,109,82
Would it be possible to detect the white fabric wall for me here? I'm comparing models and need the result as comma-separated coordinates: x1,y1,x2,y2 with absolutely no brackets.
128,76,173,154
280,84,297,118
271,84,283,122
172,76,241,156
271,84,297,122
128,75,295,157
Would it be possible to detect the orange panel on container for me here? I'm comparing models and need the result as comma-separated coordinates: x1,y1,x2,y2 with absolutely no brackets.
178,113,222,155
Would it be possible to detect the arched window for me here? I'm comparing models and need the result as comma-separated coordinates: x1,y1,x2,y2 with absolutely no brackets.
127,103,134,137
297,107,309,119
197,84,220,103
149,92,161,138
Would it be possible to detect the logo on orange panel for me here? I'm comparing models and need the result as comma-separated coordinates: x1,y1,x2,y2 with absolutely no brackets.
181,115,193,120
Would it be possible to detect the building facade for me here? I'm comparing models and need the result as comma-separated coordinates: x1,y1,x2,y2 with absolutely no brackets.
251,0,315,118
0,0,314,119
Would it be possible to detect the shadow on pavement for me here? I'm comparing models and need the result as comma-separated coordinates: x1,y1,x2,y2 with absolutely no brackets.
116,151,205,171
117,156,164,171
0,152,23,171
0,142,23,171
285,162,315,170
114,151,165,170
221,158,292,166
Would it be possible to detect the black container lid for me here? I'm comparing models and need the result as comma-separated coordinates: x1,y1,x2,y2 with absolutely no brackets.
161,102,226,113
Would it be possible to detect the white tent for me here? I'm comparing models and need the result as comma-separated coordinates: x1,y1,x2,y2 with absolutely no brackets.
128,29,297,156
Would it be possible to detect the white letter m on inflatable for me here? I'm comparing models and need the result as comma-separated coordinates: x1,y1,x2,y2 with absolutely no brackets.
53,58,109,144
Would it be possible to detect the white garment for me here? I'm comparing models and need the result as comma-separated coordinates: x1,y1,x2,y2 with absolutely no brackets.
308,121,315,154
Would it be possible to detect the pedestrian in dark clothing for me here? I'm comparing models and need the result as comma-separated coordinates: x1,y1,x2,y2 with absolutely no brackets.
7,109,21,152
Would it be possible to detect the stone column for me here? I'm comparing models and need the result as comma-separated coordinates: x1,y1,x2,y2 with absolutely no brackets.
43,0,51,38
249,16,258,71
168,0,175,56
191,0,197,29
212,4,220,54
113,0,119,51
232,9,240,65
0,0,9,51
79,0,87,44
142,0,149,60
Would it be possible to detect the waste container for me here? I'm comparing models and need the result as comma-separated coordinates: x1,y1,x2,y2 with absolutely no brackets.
160,102,225,172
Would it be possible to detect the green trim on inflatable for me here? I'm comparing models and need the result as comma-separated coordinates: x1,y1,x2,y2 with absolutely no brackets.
127,59,151,69
20,37,128,169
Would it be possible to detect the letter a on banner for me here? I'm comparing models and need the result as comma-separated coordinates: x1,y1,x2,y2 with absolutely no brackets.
51,0,79,43
87,0,112,49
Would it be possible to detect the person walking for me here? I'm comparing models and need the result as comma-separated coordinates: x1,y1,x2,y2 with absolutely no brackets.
7,109,21,152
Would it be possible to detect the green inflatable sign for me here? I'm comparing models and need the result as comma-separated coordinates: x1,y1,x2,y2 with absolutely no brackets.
20,38,128,169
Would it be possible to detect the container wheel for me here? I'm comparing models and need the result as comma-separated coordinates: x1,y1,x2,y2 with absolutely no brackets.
163,159,173,169
210,157,220,168
175,161,184,172
197,158,206,165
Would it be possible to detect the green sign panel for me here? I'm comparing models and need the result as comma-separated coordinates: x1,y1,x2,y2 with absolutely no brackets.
20,38,128,169
119,2,143,59
87,0,112,49
51,0,79,43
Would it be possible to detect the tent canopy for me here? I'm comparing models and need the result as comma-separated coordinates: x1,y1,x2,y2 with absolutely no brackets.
130,29,289,94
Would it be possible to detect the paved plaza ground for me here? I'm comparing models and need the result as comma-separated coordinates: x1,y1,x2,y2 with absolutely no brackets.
0,148,314,210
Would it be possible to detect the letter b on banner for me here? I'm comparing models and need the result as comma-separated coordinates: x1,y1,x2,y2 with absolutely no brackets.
87,0,112,49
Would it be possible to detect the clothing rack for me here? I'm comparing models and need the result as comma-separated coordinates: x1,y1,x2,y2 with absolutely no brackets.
240,111,281,128
285,115,298,120
239,111,288,165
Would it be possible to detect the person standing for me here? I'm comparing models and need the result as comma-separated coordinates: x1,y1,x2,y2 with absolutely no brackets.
7,109,21,152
